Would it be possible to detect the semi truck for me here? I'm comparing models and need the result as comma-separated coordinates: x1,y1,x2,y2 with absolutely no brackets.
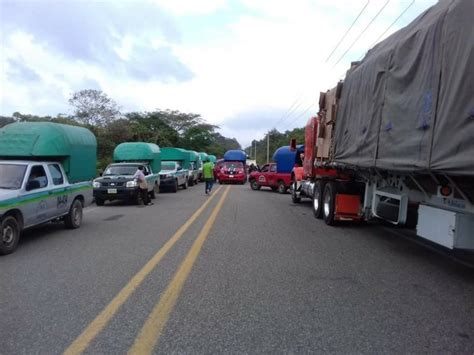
93,142,161,205
0,122,97,255
292,0,474,251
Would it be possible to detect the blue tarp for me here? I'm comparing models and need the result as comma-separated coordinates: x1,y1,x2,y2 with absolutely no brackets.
223,150,247,162
272,145,304,173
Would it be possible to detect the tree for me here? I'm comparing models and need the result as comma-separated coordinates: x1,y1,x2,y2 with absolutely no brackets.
69,89,120,126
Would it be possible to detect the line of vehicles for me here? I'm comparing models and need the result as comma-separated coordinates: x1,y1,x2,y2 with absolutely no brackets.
250,0,474,252
0,120,251,254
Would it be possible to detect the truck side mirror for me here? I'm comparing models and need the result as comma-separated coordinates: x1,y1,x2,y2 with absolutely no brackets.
26,180,41,191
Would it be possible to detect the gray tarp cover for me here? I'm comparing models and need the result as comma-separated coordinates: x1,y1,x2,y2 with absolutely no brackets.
333,0,474,176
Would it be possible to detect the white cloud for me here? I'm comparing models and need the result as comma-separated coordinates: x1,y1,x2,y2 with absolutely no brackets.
1,0,438,148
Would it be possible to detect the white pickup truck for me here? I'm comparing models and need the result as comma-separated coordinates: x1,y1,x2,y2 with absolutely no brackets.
0,122,97,255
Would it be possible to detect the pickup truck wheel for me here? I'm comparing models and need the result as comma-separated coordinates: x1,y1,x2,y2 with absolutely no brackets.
291,181,301,203
277,181,287,194
95,198,105,206
182,179,188,189
312,180,324,219
149,187,156,199
0,216,20,255
250,180,261,190
65,199,83,229
172,180,178,193
323,182,336,226
188,178,194,187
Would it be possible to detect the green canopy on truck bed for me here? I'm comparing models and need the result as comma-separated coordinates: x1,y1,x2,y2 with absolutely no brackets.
160,147,191,169
187,150,202,169
207,155,217,163
198,152,208,162
113,142,161,173
0,122,97,183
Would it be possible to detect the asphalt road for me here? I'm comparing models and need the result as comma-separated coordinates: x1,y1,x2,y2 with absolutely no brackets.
1,183,473,354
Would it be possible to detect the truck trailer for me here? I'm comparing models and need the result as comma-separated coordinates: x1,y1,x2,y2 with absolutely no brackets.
292,0,474,250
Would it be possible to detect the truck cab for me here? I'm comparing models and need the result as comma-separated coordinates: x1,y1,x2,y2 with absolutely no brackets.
159,161,188,193
0,122,97,255
93,162,159,205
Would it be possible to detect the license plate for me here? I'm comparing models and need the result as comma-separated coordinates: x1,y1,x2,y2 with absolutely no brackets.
107,188,117,194
229,175,234,178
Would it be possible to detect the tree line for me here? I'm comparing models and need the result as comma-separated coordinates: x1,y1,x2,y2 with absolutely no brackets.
0,89,241,170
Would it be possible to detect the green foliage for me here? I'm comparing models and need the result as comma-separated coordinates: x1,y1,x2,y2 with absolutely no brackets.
245,127,305,166
69,89,121,126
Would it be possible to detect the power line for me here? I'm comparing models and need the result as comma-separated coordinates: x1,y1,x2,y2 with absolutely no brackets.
325,0,370,62
368,0,414,50
333,0,391,67
281,103,317,131
274,93,304,128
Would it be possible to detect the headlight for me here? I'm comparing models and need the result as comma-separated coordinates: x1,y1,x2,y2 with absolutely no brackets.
126,180,138,188
93,181,101,188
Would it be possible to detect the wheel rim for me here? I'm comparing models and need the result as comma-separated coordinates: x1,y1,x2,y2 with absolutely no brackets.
2,225,14,245
313,189,320,212
324,192,331,217
73,206,82,225
252,181,257,189
279,184,284,193
292,182,296,197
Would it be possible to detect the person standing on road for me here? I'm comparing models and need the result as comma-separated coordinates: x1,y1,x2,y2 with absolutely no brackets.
202,158,214,195
134,165,153,206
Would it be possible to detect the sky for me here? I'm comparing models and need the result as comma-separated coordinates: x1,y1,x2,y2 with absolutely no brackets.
0,0,439,148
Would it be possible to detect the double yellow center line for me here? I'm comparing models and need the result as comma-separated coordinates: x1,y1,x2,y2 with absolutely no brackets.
65,186,230,355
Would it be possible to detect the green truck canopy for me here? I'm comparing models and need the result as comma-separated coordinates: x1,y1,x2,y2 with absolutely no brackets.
198,152,208,162
113,142,161,173
160,147,190,169
208,155,217,163
0,122,97,182
187,150,202,169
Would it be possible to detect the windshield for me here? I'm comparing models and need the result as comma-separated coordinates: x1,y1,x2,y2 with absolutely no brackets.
161,162,177,171
0,164,27,189
103,165,138,176
223,162,244,169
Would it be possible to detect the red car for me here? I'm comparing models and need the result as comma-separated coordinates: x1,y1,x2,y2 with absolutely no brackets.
218,161,247,184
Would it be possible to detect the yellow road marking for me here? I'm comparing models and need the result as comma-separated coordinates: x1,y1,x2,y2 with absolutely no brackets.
64,186,223,355
128,186,231,354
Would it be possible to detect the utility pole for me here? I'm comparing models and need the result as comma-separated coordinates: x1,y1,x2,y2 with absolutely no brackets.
266,132,270,163
254,140,257,164
249,143,252,160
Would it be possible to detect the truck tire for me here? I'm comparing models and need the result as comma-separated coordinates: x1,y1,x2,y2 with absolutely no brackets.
312,180,324,219
291,181,301,203
65,199,83,229
182,179,188,189
0,215,20,255
277,181,287,194
149,186,156,199
95,198,105,206
188,177,194,187
172,180,178,193
250,179,261,190
323,182,336,225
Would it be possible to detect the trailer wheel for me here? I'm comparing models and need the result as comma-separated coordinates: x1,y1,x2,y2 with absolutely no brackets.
291,181,301,203
65,199,83,229
312,180,325,219
0,215,20,255
250,179,261,190
277,181,287,194
323,182,336,225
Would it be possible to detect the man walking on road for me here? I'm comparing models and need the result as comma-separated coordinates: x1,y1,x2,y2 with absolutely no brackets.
202,158,214,195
